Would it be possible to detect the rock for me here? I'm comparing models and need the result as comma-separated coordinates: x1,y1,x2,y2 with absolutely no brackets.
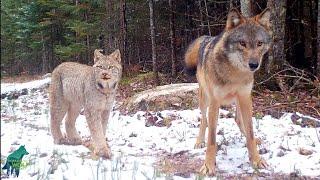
277,150,285,157
259,148,269,154
21,88,28,95
299,148,313,156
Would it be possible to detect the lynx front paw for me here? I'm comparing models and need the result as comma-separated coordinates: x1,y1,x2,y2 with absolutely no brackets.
66,137,82,145
53,136,68,145
194,141,206,149
199,162,216,176
251,156,268,169
94,145,111,159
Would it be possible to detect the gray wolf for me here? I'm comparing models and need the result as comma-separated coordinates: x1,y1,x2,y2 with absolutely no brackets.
184,8,271,175
49,49,122,158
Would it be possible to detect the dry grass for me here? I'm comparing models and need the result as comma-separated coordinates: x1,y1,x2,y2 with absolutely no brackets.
1,75,43,83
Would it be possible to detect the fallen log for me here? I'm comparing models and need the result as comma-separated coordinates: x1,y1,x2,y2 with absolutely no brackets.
123,83,199,113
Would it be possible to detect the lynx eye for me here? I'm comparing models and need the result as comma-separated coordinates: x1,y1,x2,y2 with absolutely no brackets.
257,41,263,47
108,66,114,70
239,41,246,48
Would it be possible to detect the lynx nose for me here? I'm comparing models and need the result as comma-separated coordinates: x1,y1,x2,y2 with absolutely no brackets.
249,62,259,71
102,73,110,80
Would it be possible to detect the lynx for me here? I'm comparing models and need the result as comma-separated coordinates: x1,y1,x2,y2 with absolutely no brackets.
49,49,122,158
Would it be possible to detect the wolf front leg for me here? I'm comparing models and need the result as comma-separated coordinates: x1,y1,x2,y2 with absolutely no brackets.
84,109,111,159
199,102,219,176
237,93,268,169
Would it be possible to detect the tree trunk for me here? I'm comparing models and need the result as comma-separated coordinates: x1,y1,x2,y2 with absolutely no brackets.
317,0,320,77
240,0,252,17
267,0,287,73
148,0,159,84
105,0,114,53
85,10,90,64
203,0,211,36
41,35,48,74
230,0,239,9
198,0,205,35
120,0,127,70
169,0,177,77
74,0,80,62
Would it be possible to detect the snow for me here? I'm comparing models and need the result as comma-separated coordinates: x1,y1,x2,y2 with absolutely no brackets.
1,78,320,179
1,78,51,94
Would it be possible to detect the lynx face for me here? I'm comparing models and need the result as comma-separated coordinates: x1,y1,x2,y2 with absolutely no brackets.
93,49,122,94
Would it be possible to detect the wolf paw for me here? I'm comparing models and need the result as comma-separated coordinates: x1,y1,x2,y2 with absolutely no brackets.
194,141,206,149
199,162,215,176
252,157,268,169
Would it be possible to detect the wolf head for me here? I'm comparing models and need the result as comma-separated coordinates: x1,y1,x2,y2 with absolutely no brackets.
93,49,122,94
17,145,29,156
223,8,271,72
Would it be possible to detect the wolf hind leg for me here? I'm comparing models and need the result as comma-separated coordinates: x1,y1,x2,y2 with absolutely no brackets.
65,104,82,145
195,87,208,149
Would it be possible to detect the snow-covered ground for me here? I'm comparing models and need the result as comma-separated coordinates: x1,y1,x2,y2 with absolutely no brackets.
1,78,320,179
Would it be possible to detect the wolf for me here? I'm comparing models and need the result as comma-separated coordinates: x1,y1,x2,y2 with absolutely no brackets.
184,8,272,175
2,145,29,177
49,49,122,158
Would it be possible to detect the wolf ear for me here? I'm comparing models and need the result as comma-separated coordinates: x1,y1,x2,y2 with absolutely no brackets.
256,8,271,29
94,49,105,63
226,8,244,30
108,49,121,63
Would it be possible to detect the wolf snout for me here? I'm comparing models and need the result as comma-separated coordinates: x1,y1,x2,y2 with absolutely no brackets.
249,62,259,71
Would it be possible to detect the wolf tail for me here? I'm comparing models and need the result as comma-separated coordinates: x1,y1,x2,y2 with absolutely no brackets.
185,36,209,76
184,41,199,76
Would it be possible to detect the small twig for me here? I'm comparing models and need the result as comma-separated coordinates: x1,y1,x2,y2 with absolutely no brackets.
306,105,320,117
258,100,309,111
315,128,320,143
256,68,291,85
288,70,304,93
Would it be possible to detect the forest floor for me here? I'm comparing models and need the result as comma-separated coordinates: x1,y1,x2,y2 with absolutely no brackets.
1,74,320,179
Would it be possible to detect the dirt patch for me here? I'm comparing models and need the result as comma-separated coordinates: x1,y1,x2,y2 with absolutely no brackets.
154,150,203,178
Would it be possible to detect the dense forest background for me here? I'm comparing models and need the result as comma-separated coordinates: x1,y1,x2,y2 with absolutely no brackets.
1,0,319,87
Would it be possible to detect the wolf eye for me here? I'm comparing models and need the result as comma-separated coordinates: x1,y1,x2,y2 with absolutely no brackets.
239,41,246,48
257,41,263,47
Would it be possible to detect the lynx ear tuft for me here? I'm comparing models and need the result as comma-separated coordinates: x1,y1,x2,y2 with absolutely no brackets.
226,8,245,30
257,8,271,29
94,49,105,63
109,49,121,63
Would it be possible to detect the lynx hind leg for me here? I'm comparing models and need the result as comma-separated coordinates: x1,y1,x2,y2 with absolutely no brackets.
65,104,82,145
195,87,208,149
50,91,68,144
